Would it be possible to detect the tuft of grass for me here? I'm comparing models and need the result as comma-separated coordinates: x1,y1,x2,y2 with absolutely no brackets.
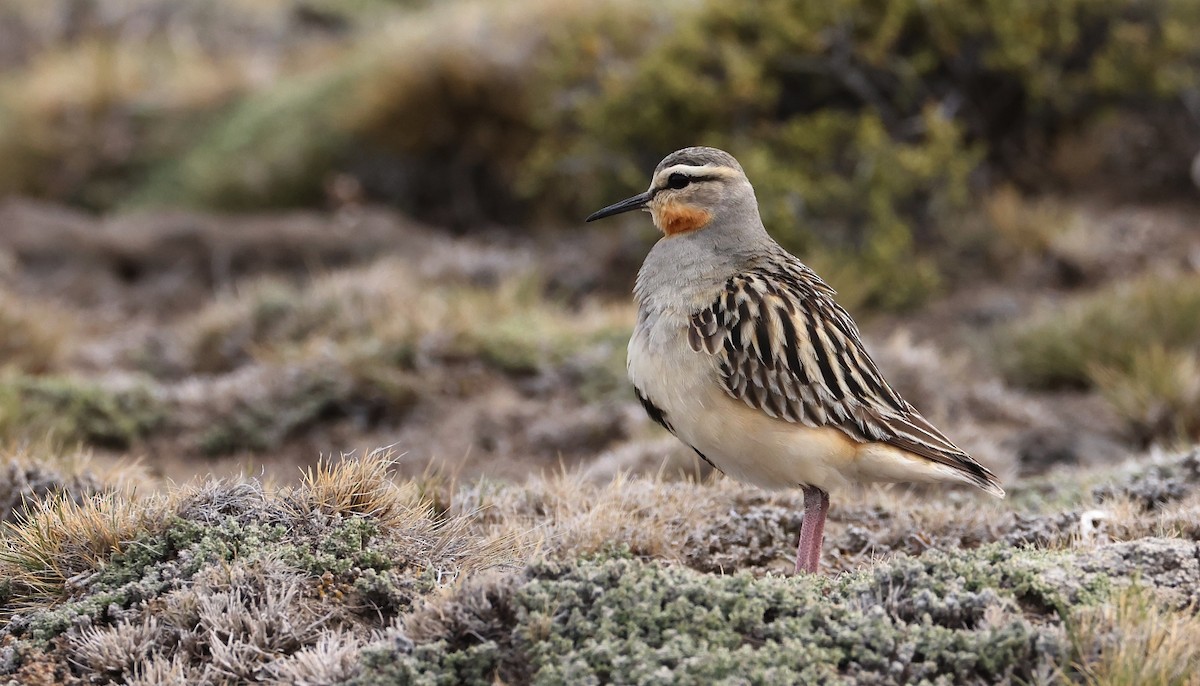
0,291,70,374
1000,273,1200,443
0,452,521,681
1069,585,1200,686
0,375,164,449
1001,274,1200,390
0,491,163,603
1091,347,1200,446
297,450,422,530
0,446,147,524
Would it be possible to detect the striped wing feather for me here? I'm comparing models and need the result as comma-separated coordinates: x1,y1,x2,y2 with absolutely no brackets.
688,260,1001,494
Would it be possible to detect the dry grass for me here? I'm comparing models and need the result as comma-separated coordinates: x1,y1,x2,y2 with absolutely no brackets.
0,490,163,602
0,290,71,374
292,449,525,579
439,450,1200,576
455,470,727,563
1070,586,1200,686
1001,273,1200,444
0,445,1192,624
297,449,422,528
0,444,147,523
1092,347,1200,447
453,470,1009,574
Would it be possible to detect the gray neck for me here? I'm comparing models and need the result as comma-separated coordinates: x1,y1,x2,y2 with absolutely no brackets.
634,187,776,311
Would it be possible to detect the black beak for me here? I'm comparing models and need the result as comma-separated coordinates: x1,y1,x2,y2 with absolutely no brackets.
585,191,651,222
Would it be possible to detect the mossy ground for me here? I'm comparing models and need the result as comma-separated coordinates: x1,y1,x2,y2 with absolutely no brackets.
362,549,1078,686
1,452,1198,685
0,455,518,684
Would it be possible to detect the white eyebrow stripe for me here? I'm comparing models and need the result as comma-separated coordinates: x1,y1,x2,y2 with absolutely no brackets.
652,163,739,187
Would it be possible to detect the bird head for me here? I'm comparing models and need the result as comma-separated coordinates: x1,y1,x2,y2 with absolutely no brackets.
585,147,757,237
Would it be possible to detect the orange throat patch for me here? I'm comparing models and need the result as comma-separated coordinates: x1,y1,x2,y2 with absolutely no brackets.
654,203,712,236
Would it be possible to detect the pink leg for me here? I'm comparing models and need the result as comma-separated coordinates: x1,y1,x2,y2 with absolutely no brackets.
794,486,830,574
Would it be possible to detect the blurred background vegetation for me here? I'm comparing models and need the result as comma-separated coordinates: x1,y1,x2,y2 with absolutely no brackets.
1,0,1200,467
5,3,1200,682
3,0,1199,304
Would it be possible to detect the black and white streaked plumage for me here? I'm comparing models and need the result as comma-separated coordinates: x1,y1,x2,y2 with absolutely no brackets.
690,262,1002,497
586,146,1004,574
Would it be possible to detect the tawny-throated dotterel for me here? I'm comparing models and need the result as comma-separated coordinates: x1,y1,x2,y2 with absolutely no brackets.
586,146,1004,574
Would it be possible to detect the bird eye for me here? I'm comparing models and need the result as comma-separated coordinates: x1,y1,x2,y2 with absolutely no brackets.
666,173,690,190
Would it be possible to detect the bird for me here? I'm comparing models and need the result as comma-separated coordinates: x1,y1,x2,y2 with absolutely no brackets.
585,146,1005,574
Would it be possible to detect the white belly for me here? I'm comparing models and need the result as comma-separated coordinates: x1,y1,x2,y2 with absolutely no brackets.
627,311,978,494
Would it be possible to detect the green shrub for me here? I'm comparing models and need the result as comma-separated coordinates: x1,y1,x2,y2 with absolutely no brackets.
7,0,1200,308
131,0,1200,308
522,0,1199,307
128,61,364,211
1091,347,1200,446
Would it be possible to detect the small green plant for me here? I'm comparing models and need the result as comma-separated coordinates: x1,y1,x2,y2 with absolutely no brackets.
354,547,1107,685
